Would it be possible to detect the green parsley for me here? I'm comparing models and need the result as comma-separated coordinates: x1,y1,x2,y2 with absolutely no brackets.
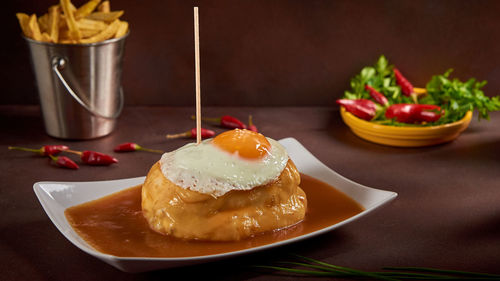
424,69,500,124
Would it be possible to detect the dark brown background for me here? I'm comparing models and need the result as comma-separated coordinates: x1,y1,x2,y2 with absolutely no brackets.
4,0,500,106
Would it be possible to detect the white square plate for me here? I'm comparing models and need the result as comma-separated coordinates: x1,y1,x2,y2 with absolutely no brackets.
33,138,397,272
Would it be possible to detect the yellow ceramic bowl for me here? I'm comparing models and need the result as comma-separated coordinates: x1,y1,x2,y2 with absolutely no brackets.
340,107,472,147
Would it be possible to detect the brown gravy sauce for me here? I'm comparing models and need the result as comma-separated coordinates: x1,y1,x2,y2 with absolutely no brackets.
65,174,364,257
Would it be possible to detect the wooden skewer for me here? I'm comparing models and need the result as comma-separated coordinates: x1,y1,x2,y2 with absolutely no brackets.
193,7,202,144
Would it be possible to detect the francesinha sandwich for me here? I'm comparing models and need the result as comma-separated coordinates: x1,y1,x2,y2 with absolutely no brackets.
142,129,307,241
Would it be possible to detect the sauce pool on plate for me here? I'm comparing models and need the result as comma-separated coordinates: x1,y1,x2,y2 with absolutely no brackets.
65,174,364,258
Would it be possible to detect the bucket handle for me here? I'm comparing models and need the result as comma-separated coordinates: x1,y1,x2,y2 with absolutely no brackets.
51,57,124,120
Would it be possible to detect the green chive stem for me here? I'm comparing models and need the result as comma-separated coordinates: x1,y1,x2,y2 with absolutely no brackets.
191,115,221,123
255,255,500,281
383,267,500,278
254,265,350,277
294,255,398,281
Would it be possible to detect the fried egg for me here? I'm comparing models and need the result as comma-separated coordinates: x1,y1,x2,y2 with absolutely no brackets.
159,129,288,197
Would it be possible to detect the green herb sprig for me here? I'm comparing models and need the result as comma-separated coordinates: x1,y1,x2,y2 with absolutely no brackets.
343,55,500,126
256,255,500,280
423,69,500,124
344,55,413,105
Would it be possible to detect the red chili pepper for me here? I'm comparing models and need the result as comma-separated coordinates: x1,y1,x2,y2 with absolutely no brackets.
8,145,69,156
416,110,442,123
336,99,377,121
114,143,164,154
81,151,118,165
66,149,118,165
365,85,388,106
248,115,258,132
385,104,443,123
221,115,247,129
393,68,414,97
49,155,79,169
385,104,416,123
166,128,216,139
193,115,247,129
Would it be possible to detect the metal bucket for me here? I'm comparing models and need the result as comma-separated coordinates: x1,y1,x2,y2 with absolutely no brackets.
25,34,128,139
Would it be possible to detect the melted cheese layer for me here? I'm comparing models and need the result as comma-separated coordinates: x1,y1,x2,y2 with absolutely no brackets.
142,160,307,241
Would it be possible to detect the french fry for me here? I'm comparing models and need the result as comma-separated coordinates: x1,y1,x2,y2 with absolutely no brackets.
61,27,101,39
114,20,128,38
81,29,102,38
60,38,77,44
38,13,49,33
80,19,120,43
41,32,53,42
98,1,110,13
17,0,127,44
74,0,101,20
76,18,108,31
48,5,60,42
16,13,31,37
86,11,123,22
58,14,66,28
57,1,77,31
28,14,43,41
69,2,77,12
58,29,70,39
60,0,81,41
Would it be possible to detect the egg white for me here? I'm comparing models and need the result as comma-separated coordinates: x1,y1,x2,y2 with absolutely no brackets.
159,138,289,197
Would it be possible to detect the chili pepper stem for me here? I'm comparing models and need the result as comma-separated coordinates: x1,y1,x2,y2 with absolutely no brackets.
8,146,40,153
411,93,419,104
248,115,258,132
190,115,220,123
373,108,385,120
138,147,164,154
166,131,190,139
65,149,83,156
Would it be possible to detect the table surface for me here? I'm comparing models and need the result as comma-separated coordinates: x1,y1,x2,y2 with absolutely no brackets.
1,105,499,280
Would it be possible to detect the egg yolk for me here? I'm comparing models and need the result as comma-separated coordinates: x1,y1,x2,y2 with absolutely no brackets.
212,129,271,159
